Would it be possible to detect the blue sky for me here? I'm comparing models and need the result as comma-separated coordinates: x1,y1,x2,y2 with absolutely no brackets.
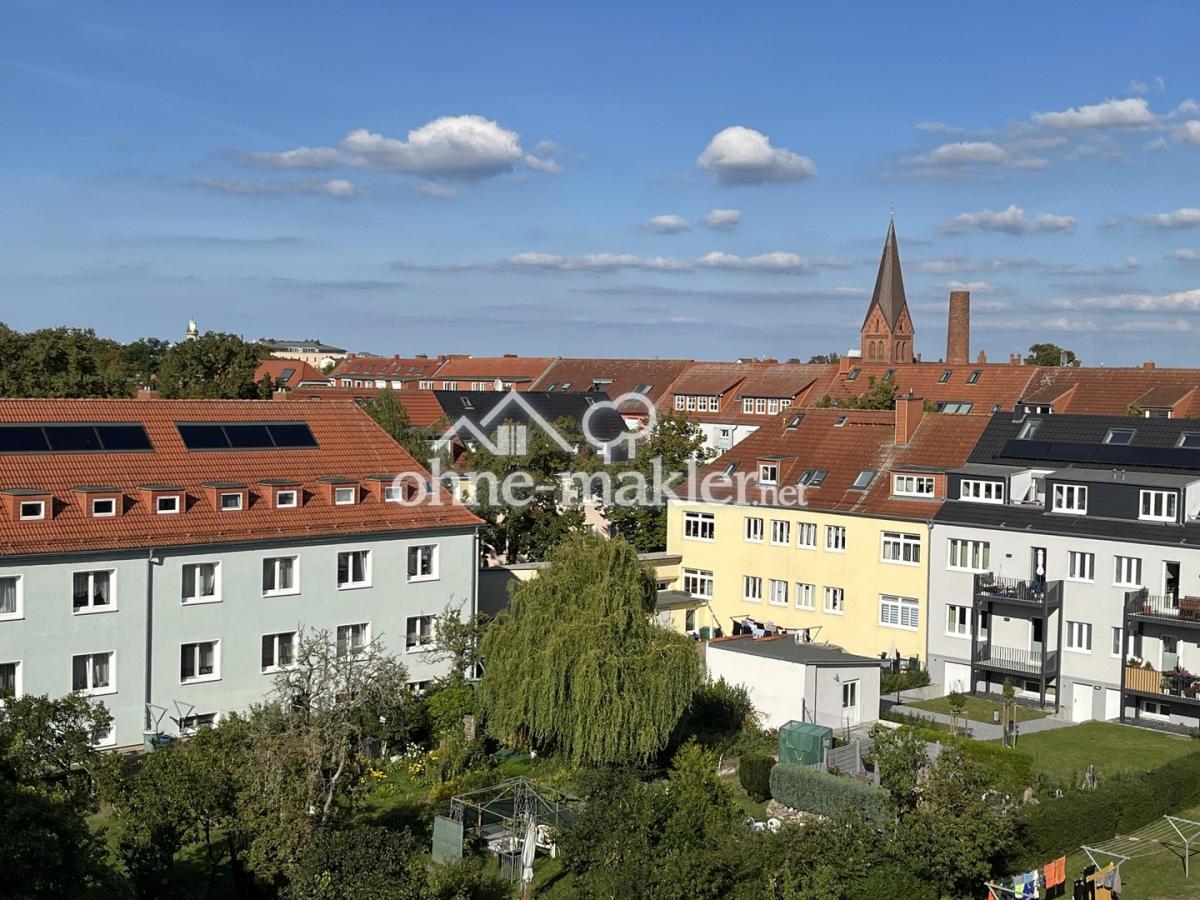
3,2,1200,365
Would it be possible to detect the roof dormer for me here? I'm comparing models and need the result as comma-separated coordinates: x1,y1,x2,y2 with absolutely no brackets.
259,479,303,509
201,481,249,512
139,483,185,515
2,488,53,521
319,476,359,506
72,485,124,518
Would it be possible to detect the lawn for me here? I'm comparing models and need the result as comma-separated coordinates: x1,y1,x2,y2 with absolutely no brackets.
1010,721,1196,784
909,694,1048,723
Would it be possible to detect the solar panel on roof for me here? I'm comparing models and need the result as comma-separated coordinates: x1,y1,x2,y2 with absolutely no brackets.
95,424,152,451
1000,439,1051,460
46,425,103,451
1047,441,1098,463
224,424,274,448
1139,447,1190,468
177,424,230,449
0,426,50,452
267,423,318,448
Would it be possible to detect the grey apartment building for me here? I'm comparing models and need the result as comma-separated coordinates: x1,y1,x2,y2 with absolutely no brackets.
927,412,1200,730
0,399,480,748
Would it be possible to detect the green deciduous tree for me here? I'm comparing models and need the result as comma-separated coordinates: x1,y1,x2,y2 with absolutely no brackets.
807,352,841,364
818,375,896,410
1025,342,1080,367
156,331,267,398
604,411,713,552
479,533,702,765
865,725,926,813
121,337,171,386
0,324,132,397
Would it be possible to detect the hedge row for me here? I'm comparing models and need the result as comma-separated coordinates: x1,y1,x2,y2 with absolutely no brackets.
1013,750,1200,868
738,754,774,803
880,670,932,695
769,762,894,826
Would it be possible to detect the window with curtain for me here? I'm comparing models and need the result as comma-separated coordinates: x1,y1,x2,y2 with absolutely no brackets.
0,576,18,617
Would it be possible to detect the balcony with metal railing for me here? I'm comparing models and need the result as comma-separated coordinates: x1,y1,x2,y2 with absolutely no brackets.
975,642,1054,677
974,574,1062,609
1125,589,1200,630
1124,664,1200,706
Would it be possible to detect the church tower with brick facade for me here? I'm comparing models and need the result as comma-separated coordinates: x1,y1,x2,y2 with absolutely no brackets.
860,219,914,364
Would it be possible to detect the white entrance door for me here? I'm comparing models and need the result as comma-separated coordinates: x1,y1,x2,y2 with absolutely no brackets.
842,679,860,727
944,662,971,694
1071,682,1094,722
1104,688,1120,721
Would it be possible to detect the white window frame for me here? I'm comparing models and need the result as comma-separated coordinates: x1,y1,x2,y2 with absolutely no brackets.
1067,551,1095,583
262,556,300,596
337,549,371,589
383,485,403,502
1114,555,1142,588
683,511,715,542
758,463,779,485
741,398,753,414
334,486,357,506
0,575,23,621
1051,483,1087,515
18,500,45,521
743,575,762,603
796,522,817,549
682,568,713,599
1111,627,1125,659
960,479,1004,504
72,569,116,614
948,539,990,572
261,631,296,673
1141,699,1170,720
879,594,919,630
946,604,970,638
1065,620,1092,653
823,586,845,614
796,583,815,610
338,622,371,658
0,659,22,701
407,544,439,582
219,491,243,511
744,516,764,543
92,721,116,748
91,497,117,517
824,525,846,553
770,519,790,546
405,616,434,653
181,562,220,605
72,651,115,696
892,474,934,497
180,640,220,684
1139,490,1178,522
880,531,921,565
768,579,788,607
675,395,685,411
276,489,298,509
180,713,218,735
156,494,181,514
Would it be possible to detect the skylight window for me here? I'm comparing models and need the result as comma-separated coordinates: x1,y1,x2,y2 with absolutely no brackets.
883,369,895,382
786,413,805,429
1178,433,1200,449
1016,419,1042,440
938,369,951,383
722,460,739,477
798,469,814,485
851,470,876,490
834,416,848,427
967,370,982,384
846,368,860,381
545,383,558,391
559,382,572,391
1104,428,1136,446
809,470,828,486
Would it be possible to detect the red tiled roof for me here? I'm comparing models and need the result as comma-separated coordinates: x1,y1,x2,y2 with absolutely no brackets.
819,362,1036,414
328,355,447,381
430,356,558,383
255,359,329,388
662,362,833,424
0,400,479,556
1021,367,1200,417
680,407,988,520
530,358,692,409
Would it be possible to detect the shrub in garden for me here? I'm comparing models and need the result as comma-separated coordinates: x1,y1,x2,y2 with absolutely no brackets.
769,762,893,826
737,754,774,803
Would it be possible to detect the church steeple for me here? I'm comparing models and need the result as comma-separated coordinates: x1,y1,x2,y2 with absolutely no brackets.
859,218,915,364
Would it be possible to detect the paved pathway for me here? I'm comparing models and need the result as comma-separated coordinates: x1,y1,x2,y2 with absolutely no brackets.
881,695,1077,741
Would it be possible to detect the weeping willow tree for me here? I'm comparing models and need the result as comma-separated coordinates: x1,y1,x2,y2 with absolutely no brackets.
478,532,702,766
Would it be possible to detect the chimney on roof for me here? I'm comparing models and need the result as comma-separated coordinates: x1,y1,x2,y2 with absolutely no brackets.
838,354,852,374
137,387,160,401
976,350,988,365
1008,353,1021,365
896,391,923,446
1143,360,1156,369
416,353,428,359
914,352,922,362
273,389,289,401
503,353,517,358
946,291,970,365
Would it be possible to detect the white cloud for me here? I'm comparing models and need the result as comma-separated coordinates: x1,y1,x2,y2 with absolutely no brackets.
914,141,1008,165
1041,316,1101,332
193,178,359,199
1139,207,1200,230
1032,97,1159,130
1049,289,1200,312
938,205,1077,235
1127,80,1150,96
1168,249,1200,262
697,126,816,185
396,248,847,275
695,251,844,273
644,214,690,234
918,255,1139,276
1157,76,1167,91
416,181,456,199
901,139,1049,177
505,252,689,273
244,115,553,183
945,280,997,294
1173,120,1200,147
1177,99,1200,117
702,208,742,230
1145,136,1168,151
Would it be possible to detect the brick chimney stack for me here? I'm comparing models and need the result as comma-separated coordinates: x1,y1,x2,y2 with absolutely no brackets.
896,391,923,446
1143,360,1157,370
946,291,970,365
1009,353,1022,365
